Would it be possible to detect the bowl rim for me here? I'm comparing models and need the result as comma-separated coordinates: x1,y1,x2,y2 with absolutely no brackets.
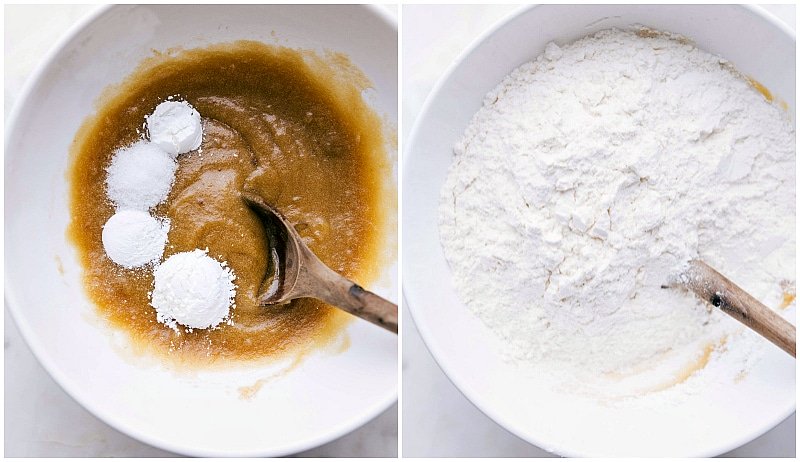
403,3,795,457
5,4,398,457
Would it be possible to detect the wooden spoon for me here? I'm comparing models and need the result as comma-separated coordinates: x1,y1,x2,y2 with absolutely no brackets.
242,191,398,334
665,259,795,357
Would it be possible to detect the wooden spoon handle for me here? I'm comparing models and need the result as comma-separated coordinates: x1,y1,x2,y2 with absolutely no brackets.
682,259,795,357
331,282,399,334
299,257,398,334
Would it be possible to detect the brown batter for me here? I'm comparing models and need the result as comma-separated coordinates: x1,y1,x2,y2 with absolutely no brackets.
68,41,393,365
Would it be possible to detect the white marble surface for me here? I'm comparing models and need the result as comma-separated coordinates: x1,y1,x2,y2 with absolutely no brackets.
4,4,397,457
401,4,796,458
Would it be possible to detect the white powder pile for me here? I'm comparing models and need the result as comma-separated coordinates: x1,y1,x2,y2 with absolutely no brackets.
151,249,237,331
439,29,795,384
101,210,170,268
146,100,203,157
100,100,236,331
105,140,177,211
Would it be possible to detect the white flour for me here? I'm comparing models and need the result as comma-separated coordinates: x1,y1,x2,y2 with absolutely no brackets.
439,29,795,391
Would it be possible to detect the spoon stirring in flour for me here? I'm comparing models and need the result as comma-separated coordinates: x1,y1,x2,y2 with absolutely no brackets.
439,28,795,380
665,260,796,357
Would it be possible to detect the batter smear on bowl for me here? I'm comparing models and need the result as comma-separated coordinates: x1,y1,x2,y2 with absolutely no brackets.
439,29,795,395
68,41,394,364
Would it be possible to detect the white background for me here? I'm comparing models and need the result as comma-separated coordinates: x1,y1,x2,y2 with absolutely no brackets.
401,4,796,458
4,4,397,457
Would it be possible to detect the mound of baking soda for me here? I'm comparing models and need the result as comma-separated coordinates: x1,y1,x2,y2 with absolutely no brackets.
151,249,237,331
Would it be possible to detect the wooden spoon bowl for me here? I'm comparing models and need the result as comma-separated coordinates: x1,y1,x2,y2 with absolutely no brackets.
242,191,398,333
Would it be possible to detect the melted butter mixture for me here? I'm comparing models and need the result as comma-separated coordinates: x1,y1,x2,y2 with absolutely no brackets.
68,41,393,365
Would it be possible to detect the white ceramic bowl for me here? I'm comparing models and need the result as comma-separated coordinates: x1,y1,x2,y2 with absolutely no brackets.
404,4,795,457
6,5,397,457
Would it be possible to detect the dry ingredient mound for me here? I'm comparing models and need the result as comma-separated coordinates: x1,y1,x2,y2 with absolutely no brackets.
439,29,796,381
100,100,234,332
101,210,169,268
151,249,237,331
105,140,177,210
146,100,203,157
